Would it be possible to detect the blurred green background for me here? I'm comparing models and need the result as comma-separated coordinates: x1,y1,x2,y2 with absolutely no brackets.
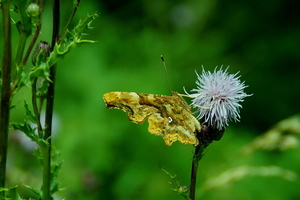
3,0,300,199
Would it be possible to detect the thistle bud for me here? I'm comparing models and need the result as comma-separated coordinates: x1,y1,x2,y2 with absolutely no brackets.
32,41,51,65
26,3,40,17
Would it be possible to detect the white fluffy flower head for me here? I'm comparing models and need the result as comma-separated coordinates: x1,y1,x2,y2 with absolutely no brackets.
186,67,251,130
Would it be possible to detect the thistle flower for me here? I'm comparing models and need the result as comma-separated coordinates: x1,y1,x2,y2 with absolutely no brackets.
186,67,251,130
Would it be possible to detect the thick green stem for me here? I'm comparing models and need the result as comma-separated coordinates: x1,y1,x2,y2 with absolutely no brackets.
0,0,12,197
189,145,205,200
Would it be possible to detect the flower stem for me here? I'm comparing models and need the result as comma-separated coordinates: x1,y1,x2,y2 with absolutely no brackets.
0,1,12,197
189,144,205,200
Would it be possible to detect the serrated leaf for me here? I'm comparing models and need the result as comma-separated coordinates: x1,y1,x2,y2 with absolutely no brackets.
70,12,99,39
17,66,30,86
12,65,30,95
36,78,49,98
29,62,51,82
12,121,49,148
23,184,42,199
160,167,190,199
50,179,60,195
47,13,98,67
33,147,43,167
12,121,35,136
50,151,63,194
24,100,37,123
4,185,23,200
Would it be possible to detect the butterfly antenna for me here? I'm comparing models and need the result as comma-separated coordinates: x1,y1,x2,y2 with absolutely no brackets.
161,55,172,95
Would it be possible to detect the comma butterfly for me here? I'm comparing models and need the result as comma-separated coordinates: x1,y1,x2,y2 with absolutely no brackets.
103,91,201,146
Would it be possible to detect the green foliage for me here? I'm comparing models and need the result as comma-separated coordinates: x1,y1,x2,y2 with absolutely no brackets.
3,0,299,200
11,0,32,36
12,66,29,95
161,167,190,200
202,165,297,192
23,148,62,200
12,121,43,146
1,1,98,199
9,10,97,196
48,13,98,67
242,115,300,154
23,100,36,123
1,185,23,200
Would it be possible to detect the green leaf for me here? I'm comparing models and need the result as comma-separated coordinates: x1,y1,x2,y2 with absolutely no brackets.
36,78,49,99
68,12,99,39
160,167,190,200
33,148,44,167
12,65,30,95
23,184,42,199
32,148,63,195
12,121,35,136
12,121,49,148
50,150,63,194
24,100,36,123
11,0,33,36
29,62,51,82
2,185,23,200
47,13,99,67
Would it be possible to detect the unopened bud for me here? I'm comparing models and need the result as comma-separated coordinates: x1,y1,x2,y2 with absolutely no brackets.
179,186,189,193
26,3,40,17
32,41,51,65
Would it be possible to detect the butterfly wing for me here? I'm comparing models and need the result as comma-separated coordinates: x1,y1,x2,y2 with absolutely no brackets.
103,92,200,146
146,92,200,146
104,92,159,123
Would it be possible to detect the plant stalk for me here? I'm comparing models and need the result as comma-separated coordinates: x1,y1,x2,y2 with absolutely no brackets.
41,0,60,199
0,0,12,197
189,144,205,200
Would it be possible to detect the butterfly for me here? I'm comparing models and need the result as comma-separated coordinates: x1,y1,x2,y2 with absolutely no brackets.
103,91,201,146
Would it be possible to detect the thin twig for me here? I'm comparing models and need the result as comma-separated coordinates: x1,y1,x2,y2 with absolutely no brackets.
59,0,80,42
21,24,41,66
